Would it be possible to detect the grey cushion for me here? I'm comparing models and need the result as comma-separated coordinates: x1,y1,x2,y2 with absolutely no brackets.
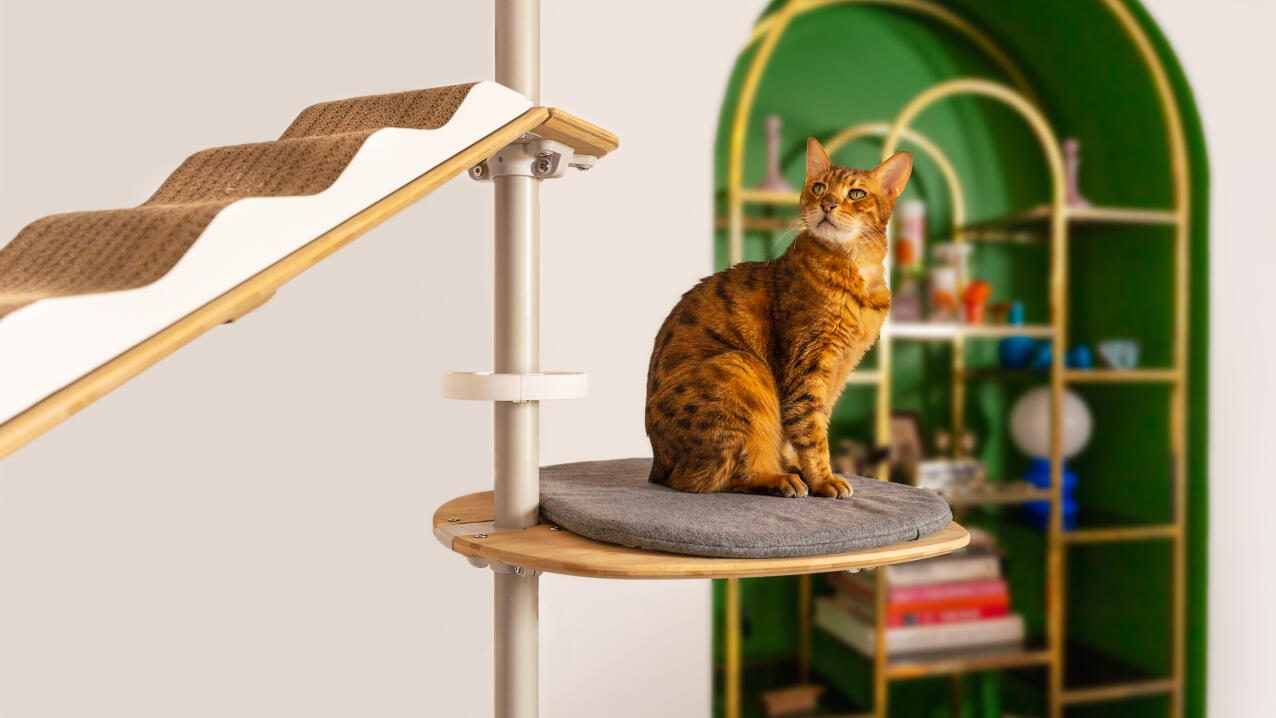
539,458,953,559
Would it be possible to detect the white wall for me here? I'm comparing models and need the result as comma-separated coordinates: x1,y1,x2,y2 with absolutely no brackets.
1142,1,1276,716
3,1,1273,716
0,2,757,717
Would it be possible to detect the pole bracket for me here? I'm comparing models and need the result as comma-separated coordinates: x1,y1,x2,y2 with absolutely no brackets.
468,135,596,181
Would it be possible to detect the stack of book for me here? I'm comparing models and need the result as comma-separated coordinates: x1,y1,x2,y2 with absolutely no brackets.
815,529,1025,656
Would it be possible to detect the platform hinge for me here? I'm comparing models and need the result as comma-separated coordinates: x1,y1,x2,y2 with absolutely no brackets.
435,520,542,577
467,556,541,578
468,135,596,181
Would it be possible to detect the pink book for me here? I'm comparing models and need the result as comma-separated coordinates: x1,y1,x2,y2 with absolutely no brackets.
890,578,1008,604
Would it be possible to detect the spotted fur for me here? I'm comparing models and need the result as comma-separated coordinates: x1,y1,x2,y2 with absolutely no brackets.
646,139,912,499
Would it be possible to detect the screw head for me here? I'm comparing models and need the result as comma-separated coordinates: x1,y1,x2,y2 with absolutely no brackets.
447,517,461,522
548,526,562,531
533,157,552,175
474,533,488,539
469,162,488,180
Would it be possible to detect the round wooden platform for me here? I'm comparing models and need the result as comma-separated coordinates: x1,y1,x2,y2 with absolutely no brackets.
433,491,969,579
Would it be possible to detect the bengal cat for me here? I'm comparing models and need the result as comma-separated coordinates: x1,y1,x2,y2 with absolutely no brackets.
645,139,912,498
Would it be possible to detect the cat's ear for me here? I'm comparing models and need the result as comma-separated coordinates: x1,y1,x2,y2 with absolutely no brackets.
806,137,832,178
872,151,913,200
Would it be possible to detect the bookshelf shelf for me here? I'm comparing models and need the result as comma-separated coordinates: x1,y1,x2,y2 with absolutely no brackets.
736,187,801,206
939,482,1053,507
1064,368,1181,383
713,215,797,232
846,370,883,386
1061,678,1177,705
963,204,1181,234
1063,643,1175,705
891,322,1055,340
886,646,1052,680
1062,523,1180,544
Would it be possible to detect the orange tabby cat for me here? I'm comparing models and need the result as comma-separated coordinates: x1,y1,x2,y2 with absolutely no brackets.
646,139,911,498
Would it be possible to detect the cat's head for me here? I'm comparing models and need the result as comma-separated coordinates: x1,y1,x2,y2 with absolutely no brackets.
800,138,912,257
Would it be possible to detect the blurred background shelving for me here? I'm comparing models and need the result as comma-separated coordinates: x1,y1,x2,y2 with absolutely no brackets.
709,2,1208,718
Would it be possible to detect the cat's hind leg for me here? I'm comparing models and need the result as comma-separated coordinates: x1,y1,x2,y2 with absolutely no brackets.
652,350,795,496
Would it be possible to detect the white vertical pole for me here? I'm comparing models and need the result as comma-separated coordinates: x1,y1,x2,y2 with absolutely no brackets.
493,2,540,718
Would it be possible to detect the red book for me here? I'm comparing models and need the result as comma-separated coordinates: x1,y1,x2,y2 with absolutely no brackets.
828,592,1009,627
886,604,1009,628
829,574,1010,614
891,579,1008,604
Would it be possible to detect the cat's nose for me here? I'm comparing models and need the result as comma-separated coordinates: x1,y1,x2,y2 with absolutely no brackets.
821,200,836,213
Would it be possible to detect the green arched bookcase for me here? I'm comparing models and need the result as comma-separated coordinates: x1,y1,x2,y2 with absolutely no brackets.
710,1,1209,717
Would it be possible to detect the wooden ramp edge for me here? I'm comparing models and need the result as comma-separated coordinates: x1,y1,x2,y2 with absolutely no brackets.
434,491,970,580
0,108,617,461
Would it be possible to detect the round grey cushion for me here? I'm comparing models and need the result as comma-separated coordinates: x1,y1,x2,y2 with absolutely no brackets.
539,458,953,559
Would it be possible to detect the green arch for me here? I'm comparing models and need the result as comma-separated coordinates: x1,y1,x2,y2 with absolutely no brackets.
711,1,1208,716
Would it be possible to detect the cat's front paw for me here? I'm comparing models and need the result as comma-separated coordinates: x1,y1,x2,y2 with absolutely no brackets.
808,474,854,499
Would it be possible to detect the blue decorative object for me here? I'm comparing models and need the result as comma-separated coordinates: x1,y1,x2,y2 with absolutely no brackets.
1029,340,1052,370
998,302,1036,368
1097,339,1140,369
1022,458,1079,530
999,336,1036,369
1066,344,1093,369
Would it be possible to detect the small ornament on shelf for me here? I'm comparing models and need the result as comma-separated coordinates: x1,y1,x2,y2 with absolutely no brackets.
962,279,992,323
928,243,971,322
756,115,795,192
987,301,1013,325
1097,338,1140,369
894,199,926,272
892,275,924,321
1063,138,1092,208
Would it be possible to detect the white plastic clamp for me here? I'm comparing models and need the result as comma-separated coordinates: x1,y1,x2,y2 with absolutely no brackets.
468,136,596,181
442,371,588,402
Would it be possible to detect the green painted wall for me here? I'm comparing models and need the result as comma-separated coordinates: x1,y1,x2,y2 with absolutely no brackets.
709,2,1208,716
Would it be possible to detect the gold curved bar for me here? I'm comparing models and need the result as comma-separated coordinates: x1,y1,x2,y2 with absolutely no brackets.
726,2,798,264
727,0,1038,265
881,77,1067,718
1096,4,1190,717
750,0,1034,97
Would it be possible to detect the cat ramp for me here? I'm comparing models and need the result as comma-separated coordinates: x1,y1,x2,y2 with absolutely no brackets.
0,81,611,458
0,2,966,716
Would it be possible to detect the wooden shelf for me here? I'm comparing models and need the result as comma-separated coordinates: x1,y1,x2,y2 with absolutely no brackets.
433,491,968,580
940,482,1052,507
713,215,798,232
1061,678,1177,705
886,646,1052,679
1063,643,1175,705
963,204,1180,234
1064,368,1180,383
736,187,801,206
845,370,882,386
890,322,1054,340
1062,523,1179,544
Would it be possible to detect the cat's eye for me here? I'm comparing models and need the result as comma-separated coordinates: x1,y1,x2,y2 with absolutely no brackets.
848,189,866,200
811,182,826,196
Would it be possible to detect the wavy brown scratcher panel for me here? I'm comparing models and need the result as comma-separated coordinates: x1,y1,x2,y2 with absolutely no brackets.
0,83,478,318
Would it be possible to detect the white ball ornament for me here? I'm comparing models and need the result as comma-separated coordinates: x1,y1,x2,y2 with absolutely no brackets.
1009,386,1093,460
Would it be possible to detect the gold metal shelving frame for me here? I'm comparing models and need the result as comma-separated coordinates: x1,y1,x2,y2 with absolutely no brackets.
719,2,1191,718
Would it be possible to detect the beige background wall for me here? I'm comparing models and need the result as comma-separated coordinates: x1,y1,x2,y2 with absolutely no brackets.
0,1,755,716
2,1,1273,716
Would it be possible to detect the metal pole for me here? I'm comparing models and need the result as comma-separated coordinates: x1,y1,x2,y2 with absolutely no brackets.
494,2,540,718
